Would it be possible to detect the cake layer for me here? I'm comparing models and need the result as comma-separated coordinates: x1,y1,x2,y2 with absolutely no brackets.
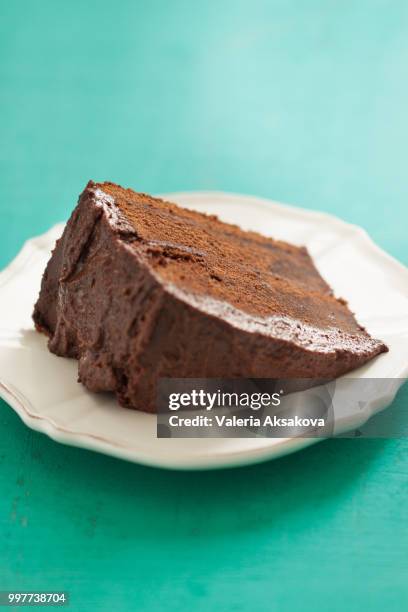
33,181,387,412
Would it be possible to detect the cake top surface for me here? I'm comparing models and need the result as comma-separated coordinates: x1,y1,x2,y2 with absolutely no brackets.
89,181,367,336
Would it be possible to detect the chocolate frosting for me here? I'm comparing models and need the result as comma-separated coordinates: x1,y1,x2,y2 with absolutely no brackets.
33,181,388,412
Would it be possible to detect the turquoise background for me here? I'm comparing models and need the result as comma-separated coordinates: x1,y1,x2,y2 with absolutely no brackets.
1,1,407,610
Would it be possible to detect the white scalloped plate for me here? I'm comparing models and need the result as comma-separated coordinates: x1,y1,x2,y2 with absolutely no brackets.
1,192,407,469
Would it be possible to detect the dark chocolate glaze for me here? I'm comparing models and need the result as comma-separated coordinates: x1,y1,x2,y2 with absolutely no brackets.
33,182,388,412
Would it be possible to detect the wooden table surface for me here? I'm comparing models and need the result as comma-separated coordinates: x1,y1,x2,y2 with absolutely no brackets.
1,1,407,610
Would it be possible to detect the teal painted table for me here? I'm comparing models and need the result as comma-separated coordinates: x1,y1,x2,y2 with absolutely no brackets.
1,2,407,610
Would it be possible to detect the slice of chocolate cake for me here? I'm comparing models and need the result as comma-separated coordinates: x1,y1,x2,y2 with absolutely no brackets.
33,181,387,412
